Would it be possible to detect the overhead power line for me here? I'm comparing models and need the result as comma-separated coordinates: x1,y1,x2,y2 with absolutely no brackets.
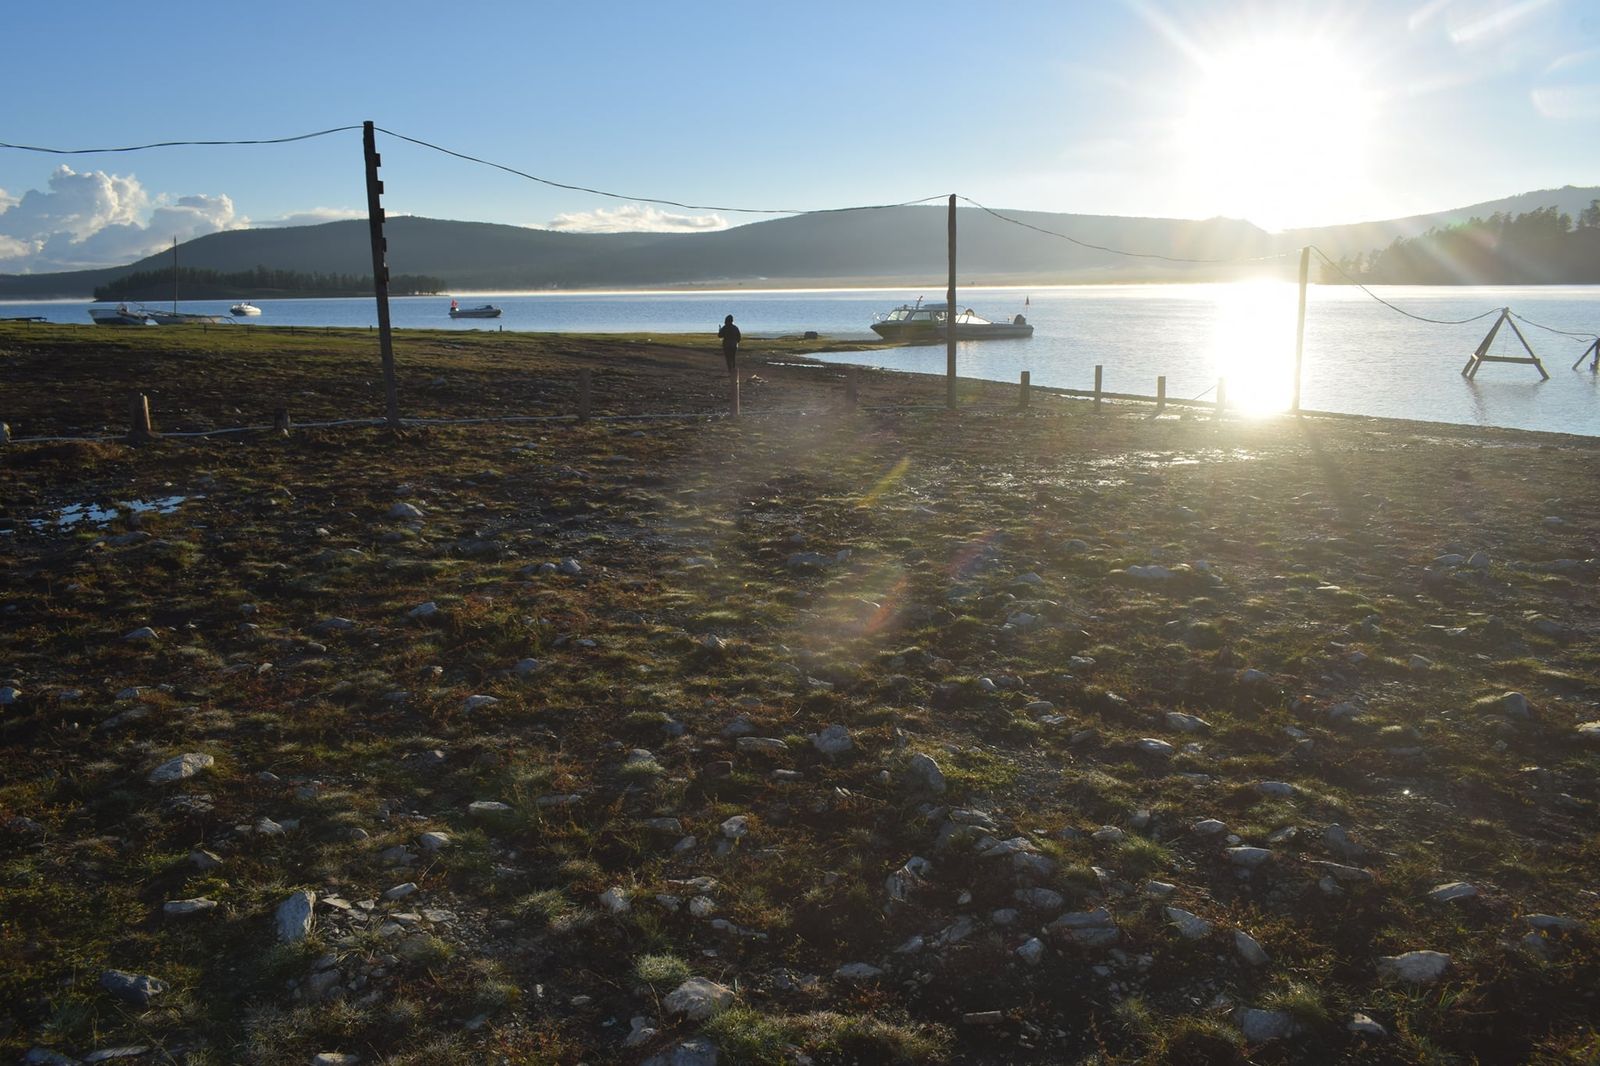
0,126,364,155
374,126,947,216
957,195,1292,265
1309,247,1502,325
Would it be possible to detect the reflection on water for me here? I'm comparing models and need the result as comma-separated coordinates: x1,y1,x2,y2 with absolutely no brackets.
30,495,198,530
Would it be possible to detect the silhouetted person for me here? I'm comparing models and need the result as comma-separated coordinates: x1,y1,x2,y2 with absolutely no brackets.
718,314,741,376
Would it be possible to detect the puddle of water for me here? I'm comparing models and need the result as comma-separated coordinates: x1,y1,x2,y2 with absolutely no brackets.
29,495,201,531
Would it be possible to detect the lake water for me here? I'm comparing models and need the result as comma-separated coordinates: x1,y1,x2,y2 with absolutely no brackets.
5,284,1597,436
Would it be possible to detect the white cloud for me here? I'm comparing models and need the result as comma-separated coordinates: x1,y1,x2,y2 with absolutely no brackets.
544,204,728,233
0,165,243,273
257,207,365,228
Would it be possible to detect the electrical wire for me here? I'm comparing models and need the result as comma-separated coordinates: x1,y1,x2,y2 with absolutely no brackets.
0,126,364,155
957,195,1292,265
373,126,947,216
1309,247,1503,325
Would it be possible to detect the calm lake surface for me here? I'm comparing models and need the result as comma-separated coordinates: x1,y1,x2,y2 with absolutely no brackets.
6,284,1597,436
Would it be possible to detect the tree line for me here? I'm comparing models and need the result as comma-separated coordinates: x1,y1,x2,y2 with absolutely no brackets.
1324,203,1600,285
94,266,445,301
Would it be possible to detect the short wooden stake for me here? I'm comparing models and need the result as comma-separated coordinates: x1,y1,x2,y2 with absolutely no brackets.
273,406,292,434
578,369,592,423
0,421,10,445
128,393,153,441
1574,337,1600,371
1215,377,1226,418
845,367,859,407
730,374,741,418
1093,364,1103,412
1019,370,1030,409
1155,375,1166,413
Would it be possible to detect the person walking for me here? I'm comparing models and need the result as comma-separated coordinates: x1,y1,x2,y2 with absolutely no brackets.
717,314,741,377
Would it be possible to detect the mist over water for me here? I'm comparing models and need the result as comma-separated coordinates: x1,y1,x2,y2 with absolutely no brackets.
6,284,1597,435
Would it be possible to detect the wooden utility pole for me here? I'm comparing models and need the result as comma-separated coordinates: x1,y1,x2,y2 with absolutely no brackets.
946,194,957,410
1292,246,1309,413
363,121,401,427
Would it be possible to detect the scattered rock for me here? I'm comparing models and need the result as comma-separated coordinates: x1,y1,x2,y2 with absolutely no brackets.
905,753,947,794
642,1038,719,1066
1238,1008,1298,1043
598,886,631,914
276,890,316,942
833,962,884,981
736,736,788,756
1135,738,1175,757
463,694,499,712
1348,1012,1389,1038
662,976,733,1020
1227,846,1272,868
1016,937,1046,965
468,800,514,819
812,724,854,755
406,601,439,620
1166,712,1209,733
100,969,166,1007
720,815,749,839
147,752,213,785
1377,950,1450,984
1234,929,1270,966
1428,882,1478,903
1166,907,1214,939
123,626,159,643
162,898,218,918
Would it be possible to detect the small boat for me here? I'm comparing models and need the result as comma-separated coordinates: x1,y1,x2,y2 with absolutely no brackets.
870,299,1033,341
449,299,502,319
231,302,262,317
89,304,155,326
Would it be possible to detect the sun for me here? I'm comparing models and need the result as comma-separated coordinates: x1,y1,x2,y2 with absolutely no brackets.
1177,33,1376,230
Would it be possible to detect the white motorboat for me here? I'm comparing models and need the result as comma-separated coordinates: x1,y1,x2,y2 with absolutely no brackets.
89,304,155,326
142,308,230,325
870,299,1033,341
448,299,502,319
231,302,262,317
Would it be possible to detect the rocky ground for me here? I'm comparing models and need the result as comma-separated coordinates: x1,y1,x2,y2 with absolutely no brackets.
1,324,1598,1065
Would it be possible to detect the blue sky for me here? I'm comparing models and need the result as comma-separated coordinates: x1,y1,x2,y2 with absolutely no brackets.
2,0,1597,271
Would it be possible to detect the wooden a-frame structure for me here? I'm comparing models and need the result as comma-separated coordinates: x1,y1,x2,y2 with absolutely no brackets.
1462,308,1548,380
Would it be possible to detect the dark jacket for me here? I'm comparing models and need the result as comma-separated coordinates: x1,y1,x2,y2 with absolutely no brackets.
718,322,741,351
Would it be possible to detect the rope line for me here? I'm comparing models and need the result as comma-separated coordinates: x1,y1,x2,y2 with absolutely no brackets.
374,126,947,216
1508,311,1599,344
958,196,1291,265
0,126,364,155
1310,247,1502,325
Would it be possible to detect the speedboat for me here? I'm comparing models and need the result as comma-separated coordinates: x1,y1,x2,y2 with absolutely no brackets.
89,304,155,326
448,300,502,319
871,299,1033,341
231,302,262,317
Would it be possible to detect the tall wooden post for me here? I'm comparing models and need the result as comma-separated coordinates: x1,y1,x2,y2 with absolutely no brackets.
1019,370,1030,409
946,194,957,410
578,369,592,423
1155,375,1166,413
363,121,401,427
845,367,859,407
1574,337,1599,371
1292,246,1309,413
128,393,153,441
1094,364,1103,412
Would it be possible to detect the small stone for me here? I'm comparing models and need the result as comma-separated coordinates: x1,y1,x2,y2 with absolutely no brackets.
163,897,218,918
1193,818,1227,836
1227,846,1272,868
147,752,214,785
311,1055,361,1066
383,882,419,901
1016,937,1046,965
406,601,439,620
905,752,947,794
388,502,424,520
1525,914,1582,933
1377,950,1450,985
1238,1008,1297,1043
1500,691,1531,718
1165,907,1213,939
558,557,582,576
468,800,514,818
100,969,167,1006
463,694,499,712
276,890,316,942
1576,721,1600,743
599,886,631,914
189,850,222,870
624,1016,659,1048
1135,738,1175,757
962,1011,1005,1026
0,685,19,705
513,658,541,676
1256,780,1296,798
662,976,734,1020
1427,881,1478,903
812,724,854,755
1234,929,1270,966
1166,711,1209,733
833,962,883,981
720,815,749,839
124,626,159,643
417,831,451,852
642,1038,719,1066
1348,1012,1388,1038
736,736,788,755
1144,880,1177,899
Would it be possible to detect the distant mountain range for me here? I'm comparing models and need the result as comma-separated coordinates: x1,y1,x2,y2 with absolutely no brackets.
3,186,1596,298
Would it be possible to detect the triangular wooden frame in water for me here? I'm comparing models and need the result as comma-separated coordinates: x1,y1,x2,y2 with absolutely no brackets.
1461,308,1548,380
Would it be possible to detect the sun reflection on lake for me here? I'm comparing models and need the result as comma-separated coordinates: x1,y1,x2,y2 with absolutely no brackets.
1208,280,1299,414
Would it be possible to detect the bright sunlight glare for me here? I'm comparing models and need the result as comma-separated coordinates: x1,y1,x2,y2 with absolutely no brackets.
1208,280,1300,414
1178,34,1376,231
